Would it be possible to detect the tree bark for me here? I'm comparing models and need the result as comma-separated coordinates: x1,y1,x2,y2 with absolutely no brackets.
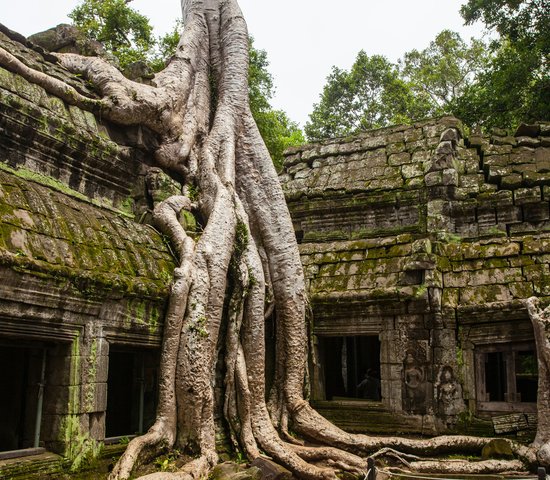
1,0,547,478
525,297,550,466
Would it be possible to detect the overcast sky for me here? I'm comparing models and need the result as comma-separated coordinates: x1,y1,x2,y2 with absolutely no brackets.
1,0,487,127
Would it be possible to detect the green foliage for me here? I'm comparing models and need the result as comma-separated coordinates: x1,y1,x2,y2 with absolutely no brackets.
154,449,181,472
456,0,550,128
149,20,183,73
460,0,549,55
305,51,434,141
69,0,154,70
401,30,490,110
307,11,548,140
451,40,549,128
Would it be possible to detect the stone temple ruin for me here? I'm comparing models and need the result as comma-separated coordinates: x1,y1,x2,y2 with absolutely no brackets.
0,22,550,478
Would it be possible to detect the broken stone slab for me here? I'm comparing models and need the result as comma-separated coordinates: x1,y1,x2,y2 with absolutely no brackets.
251,457,292,480
210,462,262,480
440,128,460,145
492,413,529,434
492,135,517,146
28,23,106,58
516,136,541,148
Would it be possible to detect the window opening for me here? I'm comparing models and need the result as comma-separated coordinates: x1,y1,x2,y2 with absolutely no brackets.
0,344,47,452
106,350,159,438
485,351,507,402
321,336,381,401
476,343,538,410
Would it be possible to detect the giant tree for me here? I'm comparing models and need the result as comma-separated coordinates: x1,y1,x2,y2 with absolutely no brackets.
0,1,547,479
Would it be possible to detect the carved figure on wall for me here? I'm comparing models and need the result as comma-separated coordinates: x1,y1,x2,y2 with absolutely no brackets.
436,366,464,417
403,350,426,413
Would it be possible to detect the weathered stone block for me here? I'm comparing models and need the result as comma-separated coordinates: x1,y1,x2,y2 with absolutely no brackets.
459,284,513,304
500,173,523,189
389,152,411,166
251,458,291,480
287,162,308,175
483,144,513,155
387,141,406,155
482,438,515,458
524,171,550,186
293,168,311,180
496,205,522,224
492,135,517,146
319,143,339,157
404,127,423,143
487,166,511,183
425,171,443,187
523,202,550,222
81,382,108,413
515,123,540,137
401,163,424,179
509,282,534,298
301,147,320,161
514,187,541,204
516,136,540,148
442,288,459,308
441,168,458,186
361,135,386,150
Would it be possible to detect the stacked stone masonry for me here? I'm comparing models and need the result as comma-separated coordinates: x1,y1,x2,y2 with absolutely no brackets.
0,19,549,478
0,25,176,477
281,116,550,439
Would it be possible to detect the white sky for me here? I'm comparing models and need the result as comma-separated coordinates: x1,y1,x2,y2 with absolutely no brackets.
1,0,487,127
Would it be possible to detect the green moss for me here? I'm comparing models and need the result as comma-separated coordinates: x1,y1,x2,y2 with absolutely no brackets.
234,220,249,258
120,197,135,217
60,415,103,472
180,210,197,233
0,163,132,218
189,314,209,338
187,184,199,201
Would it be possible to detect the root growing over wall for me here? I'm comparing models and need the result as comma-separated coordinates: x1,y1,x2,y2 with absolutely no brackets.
1,1,548,478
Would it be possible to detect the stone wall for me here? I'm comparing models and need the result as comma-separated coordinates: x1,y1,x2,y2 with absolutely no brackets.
281,116,550,439
0,24,176,472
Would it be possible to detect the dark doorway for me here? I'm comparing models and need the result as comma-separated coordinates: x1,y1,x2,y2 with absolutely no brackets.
106,349,159,438
485,351,507,402
320,336,381,401
0,345,46,451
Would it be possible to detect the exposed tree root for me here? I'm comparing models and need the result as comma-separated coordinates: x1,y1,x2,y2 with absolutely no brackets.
3,0,548,479
387,459,526,475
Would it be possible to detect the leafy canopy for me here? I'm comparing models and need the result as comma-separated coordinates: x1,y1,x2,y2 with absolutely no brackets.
69,0,155,69
401,30,490,110
456,0,549,128
306,0,549,142
460,0,549,54
305,51,433,141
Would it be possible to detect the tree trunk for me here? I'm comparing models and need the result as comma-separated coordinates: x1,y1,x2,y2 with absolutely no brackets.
525,297,550,466
0,0,547,478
